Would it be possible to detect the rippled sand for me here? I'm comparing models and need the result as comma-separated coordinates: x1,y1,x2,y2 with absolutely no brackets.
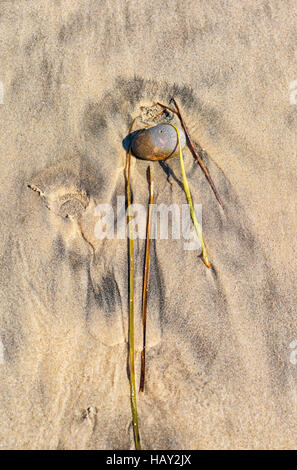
0,0,296,449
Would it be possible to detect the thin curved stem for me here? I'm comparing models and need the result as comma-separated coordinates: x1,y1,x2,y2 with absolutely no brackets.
157,100,223,208
140,166,154,393
165,123,211,269
125,144,141,450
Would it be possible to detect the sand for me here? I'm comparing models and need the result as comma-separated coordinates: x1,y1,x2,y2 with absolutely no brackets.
0,0,296,449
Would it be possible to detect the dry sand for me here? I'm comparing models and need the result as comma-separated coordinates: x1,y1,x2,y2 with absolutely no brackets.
0,0,296,449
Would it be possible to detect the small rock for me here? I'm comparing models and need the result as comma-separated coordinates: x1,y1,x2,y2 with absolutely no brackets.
131,124,186,161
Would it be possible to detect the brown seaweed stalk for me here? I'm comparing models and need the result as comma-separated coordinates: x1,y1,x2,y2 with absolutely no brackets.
139,166,154,392
157,99,224,208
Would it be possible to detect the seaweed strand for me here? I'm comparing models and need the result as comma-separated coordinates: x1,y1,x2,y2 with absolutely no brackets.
125,120,141,450
157,99,223,208
165,123,211,269
139,166,154,393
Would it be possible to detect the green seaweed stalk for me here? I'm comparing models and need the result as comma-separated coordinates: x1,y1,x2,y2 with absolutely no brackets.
166,123,211,269
125,146,141,450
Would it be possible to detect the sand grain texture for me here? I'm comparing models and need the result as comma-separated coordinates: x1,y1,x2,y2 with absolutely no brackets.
0,0,296,449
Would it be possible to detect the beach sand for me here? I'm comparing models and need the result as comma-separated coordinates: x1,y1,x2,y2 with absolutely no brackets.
0,0,296,449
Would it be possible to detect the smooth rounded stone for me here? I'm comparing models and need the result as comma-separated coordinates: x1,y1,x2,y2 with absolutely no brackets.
131,124,186,161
